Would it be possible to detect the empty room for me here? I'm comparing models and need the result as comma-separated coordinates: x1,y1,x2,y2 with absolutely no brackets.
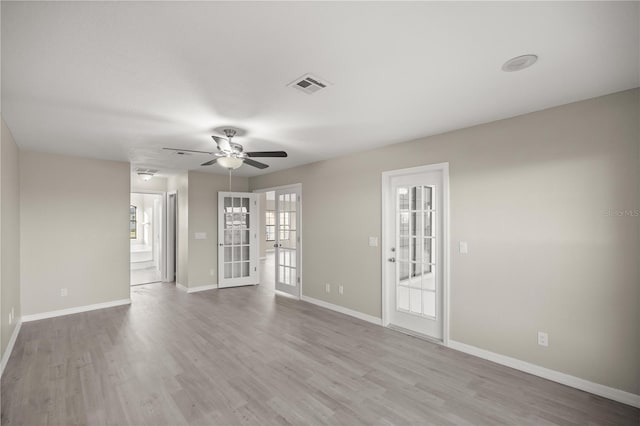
0,1,638,425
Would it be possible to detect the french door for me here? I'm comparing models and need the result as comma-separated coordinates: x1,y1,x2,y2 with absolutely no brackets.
218,192,259,288
274,188,301,298
384,165,448,340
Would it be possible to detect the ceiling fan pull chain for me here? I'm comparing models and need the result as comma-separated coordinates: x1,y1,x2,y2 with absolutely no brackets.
228,168,232,192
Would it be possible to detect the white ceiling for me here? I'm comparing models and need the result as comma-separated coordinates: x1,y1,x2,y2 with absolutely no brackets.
2,2,638,177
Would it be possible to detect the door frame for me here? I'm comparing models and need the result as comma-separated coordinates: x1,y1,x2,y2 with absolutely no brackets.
253,183,303,299
381,163,451,345
130,190,168,283
166,191,177,283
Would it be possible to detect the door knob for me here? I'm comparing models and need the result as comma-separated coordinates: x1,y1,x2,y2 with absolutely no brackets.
388,257,396,263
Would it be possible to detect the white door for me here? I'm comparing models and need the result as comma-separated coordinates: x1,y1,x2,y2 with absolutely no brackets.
384,166,447,340
274,188,301,297
218,192,259,288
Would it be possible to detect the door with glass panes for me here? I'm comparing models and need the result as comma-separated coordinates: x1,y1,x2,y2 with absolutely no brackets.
274,188,300,297
385,169,444,340
218,192,259,288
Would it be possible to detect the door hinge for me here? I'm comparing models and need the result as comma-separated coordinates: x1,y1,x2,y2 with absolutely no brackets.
297,277,300,283
254,267,257,271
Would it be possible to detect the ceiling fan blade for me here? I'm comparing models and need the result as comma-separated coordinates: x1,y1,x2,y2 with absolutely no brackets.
212,135,231,152
163,147,215,155
245,151,288,158
201,158,218,166
243,158,269,169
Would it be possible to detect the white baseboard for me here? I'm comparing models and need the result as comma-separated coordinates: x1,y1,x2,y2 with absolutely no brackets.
301,295,382,326
1,320,22,376
275,289,299,300
22,299,132,322
448,340,640,409
187,284,218,293
176,283,218,293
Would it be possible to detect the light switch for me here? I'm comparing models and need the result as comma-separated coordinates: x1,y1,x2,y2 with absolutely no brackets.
368,237,378,247
195,232,207,240
459,241,468,254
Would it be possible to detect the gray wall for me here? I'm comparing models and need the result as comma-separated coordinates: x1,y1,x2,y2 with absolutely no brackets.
187,171,248,288
250,89,640,395
1,117,21,357
20,151,130,315
168,171,249,288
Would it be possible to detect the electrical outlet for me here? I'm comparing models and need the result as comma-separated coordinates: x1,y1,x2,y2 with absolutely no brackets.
209,269,215,276
537,331,549,347
325,283,330,293
339,285,344,295
60,288,68,297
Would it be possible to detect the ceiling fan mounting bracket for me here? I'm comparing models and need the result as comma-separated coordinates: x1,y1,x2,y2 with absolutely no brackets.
223,129,237,139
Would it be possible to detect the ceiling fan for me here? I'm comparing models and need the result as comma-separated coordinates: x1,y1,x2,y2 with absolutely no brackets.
163,129,287,170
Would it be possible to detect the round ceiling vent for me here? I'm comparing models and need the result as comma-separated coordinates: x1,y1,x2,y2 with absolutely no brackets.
502,54,538,72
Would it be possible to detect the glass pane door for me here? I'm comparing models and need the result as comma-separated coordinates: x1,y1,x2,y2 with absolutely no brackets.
275,188,300,297
396,185,436,318
385,167,444,341
218,192,258,288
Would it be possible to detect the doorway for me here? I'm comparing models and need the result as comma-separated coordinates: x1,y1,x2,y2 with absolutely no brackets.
166,192,177,283
382,164,450,342
130,192,165,285
255,185,302,299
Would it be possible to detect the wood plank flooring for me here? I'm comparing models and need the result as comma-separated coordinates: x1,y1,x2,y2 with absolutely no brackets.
2,282,638,425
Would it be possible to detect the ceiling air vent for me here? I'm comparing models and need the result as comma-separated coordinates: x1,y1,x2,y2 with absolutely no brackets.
288,73,330,94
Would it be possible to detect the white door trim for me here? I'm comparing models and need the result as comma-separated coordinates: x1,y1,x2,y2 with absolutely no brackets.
253,183,302,194
253,184,303,299
381,163,450,346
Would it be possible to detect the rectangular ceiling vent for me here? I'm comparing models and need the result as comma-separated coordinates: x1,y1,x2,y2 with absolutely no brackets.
288,73,330,95
135,168,158,174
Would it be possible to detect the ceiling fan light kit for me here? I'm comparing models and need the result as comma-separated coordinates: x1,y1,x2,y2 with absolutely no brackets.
134,168,158,181
217,156,244,169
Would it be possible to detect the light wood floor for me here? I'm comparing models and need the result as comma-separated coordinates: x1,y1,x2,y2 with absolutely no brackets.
2,283,638,425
